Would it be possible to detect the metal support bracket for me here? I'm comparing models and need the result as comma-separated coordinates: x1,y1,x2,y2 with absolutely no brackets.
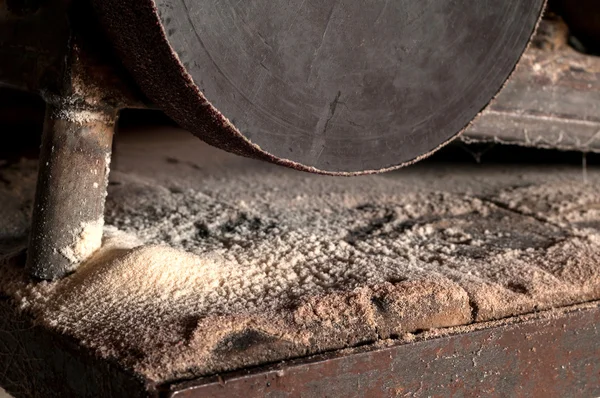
26,102,117,279
1,0,145,279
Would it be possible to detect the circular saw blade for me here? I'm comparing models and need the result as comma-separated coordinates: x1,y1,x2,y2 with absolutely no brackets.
93,0,546,174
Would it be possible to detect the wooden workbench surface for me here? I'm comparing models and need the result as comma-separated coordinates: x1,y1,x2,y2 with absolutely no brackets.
1,128,599,396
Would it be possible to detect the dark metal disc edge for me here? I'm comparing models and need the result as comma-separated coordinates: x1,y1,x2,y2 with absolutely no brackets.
91,0,547,175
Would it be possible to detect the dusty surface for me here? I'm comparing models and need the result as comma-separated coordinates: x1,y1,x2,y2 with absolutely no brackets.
465,17,600,153
1,127,599,384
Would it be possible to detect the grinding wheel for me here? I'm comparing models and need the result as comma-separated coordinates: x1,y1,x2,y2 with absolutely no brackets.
93,1,546,174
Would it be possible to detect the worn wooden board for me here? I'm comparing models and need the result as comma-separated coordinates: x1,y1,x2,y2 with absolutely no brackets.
167,304,600,398
1,296,598,397
1,127,599,397
464,44,600,153
0,298,151,398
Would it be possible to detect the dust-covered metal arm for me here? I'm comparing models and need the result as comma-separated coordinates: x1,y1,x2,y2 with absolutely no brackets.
1,0,143,279
26,103,117,280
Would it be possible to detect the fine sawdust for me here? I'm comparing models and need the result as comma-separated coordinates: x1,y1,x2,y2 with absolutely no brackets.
0,128,599,384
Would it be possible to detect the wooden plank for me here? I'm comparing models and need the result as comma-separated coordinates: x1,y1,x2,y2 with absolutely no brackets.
0,299,154,398
2,294,599,397
166,304,600,398
464,46,600,153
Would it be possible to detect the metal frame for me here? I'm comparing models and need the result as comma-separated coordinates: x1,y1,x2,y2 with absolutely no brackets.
1,0,142,279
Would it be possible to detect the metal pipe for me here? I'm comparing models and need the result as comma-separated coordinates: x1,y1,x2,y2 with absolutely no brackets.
26,101,116,280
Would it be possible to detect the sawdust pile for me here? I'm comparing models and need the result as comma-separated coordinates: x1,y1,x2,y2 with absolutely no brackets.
1,128,599,384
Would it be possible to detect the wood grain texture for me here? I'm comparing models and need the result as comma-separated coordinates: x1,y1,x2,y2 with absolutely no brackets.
464,45,600,152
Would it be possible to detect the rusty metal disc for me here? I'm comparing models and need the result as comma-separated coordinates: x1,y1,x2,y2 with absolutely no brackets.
93,0,545,174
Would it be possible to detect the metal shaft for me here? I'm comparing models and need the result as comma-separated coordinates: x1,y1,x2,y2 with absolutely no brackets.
26,102,116,280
